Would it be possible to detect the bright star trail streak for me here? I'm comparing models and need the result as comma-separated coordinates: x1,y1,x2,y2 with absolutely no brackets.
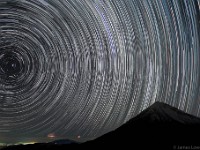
0,0,199,143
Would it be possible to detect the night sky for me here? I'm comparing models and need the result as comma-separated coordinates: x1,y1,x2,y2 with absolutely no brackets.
0,0,200,144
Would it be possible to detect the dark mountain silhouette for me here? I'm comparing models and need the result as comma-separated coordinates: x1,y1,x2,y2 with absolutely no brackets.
3,102,200,150
83,102,200,149
49,139,79,145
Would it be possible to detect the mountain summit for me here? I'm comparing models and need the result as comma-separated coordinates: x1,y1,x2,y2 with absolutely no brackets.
130,101,200,124
85,102,200,148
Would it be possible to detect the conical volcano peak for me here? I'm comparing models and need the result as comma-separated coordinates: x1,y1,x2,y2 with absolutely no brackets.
132,101,200,124
84,101,200,148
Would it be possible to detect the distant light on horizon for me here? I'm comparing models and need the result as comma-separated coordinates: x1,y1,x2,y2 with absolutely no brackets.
77,135,81,139
18,142,36,145
47,133,56,139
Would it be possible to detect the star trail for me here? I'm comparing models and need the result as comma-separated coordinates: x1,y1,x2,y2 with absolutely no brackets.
0,0,199,144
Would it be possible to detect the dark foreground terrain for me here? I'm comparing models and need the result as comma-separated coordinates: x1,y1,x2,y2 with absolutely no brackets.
3,102,200,150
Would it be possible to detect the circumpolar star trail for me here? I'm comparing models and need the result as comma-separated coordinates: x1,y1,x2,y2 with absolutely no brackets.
0,0,199,143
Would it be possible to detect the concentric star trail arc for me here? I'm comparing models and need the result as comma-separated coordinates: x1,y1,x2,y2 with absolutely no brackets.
0,0,199,143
